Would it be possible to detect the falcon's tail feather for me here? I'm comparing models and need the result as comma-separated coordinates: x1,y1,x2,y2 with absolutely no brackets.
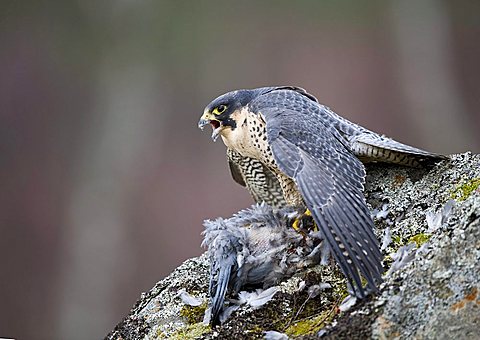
352,133,447,167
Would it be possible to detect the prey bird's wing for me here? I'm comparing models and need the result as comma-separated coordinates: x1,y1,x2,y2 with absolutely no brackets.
256,97,383,297
227,149,287,209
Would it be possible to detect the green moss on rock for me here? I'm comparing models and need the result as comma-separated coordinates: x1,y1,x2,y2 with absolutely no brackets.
450,178,480,201
284,311,334,337
168,323,210,340
408,233,431,247
179,302,207,324
392,235,404,246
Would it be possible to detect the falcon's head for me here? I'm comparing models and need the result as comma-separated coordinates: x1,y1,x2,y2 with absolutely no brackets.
198,89,255,141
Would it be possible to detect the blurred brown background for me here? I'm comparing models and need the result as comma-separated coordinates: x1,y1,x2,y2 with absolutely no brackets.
0,1,479,339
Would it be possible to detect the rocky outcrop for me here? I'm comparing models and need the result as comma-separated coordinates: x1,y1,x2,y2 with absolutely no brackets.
107,153,480,339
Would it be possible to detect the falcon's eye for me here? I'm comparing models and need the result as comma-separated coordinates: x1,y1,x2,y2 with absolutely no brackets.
212,105,227,115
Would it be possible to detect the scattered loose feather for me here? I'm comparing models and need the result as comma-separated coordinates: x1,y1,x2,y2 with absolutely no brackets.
237,287,279,309
339,295,357,312
307,283,332,299
219,305,240,324
375,203,390,220
264,330,290,340
381,227,392,251
176,289,203,307
387,243,417,276
202,307,212,325
426,199,455,232
416,241,430,255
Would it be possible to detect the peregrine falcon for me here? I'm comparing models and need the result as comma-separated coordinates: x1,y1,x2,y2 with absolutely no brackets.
198,86,445,298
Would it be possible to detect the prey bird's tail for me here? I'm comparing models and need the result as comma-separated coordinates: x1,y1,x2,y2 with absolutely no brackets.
209,265,232,326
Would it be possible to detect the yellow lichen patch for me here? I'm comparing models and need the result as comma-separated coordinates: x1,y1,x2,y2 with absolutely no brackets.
450,178,480,201
284,311,334,337
168,323,210,340
179,302,208,324
408,233,431,247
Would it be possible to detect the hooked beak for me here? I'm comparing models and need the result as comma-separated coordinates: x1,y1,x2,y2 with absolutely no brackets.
198,111,223,142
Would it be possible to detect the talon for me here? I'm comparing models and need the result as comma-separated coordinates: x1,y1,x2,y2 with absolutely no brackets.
292,218,302,231
291,209,318,233
303,209,319,231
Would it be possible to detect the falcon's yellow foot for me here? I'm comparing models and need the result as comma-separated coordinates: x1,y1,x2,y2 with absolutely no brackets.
291,209,318,233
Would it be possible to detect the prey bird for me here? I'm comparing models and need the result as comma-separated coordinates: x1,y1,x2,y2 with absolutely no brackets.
198,86,445,299
203,203,321,325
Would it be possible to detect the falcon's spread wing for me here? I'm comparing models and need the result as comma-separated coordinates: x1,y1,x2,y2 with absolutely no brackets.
253,91,383,297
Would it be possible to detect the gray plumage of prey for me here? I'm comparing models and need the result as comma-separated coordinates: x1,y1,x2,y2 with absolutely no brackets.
203,203,322,326
198,86,446,300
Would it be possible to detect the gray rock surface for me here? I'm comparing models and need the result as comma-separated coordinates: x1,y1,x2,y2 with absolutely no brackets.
107,153,480,340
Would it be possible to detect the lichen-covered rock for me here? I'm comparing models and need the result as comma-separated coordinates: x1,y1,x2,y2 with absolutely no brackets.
107,153,480,340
